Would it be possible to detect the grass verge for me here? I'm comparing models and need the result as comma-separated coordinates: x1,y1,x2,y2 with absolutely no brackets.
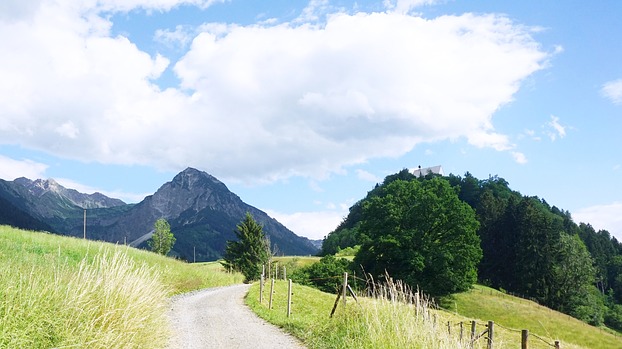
0,226,243,348
442,285,622,349
246,278,580,349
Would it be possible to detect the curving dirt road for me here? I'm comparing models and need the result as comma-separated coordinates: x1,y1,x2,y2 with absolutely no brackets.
167,284,306,349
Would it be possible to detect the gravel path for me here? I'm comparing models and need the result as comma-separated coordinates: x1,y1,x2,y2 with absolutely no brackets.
167,284,307,349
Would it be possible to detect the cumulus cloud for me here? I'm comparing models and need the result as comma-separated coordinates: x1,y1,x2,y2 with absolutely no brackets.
54,177,149,203
384,0,440,14
602,79,622,105
356,169,381,183
154,25,195,50
573,202,622,241
511,151,528,164
0,155,48,180
0,1,548,184
546,115,566,141
265,209,347,240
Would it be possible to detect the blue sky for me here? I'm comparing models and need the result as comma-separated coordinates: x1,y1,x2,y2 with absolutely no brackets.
1,0,621,240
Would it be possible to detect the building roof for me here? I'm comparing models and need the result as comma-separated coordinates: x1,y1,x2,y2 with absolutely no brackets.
412,165,444,177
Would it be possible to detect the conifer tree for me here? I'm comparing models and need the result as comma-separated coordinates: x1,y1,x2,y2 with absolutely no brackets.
222,213,270,282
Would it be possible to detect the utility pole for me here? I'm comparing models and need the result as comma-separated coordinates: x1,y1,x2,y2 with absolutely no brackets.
83,209,86,239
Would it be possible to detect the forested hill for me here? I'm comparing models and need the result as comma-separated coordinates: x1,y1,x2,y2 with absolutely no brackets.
321,169,622,330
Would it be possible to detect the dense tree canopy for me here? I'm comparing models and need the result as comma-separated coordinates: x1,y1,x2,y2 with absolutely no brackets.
354,177,482,296
322,168,622,328
221,213,270,282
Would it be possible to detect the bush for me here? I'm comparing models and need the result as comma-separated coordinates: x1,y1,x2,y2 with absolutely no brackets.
291,255,351,293
605,304,622,331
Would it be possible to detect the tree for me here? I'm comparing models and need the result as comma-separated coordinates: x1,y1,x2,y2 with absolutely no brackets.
354,178,482,296
149,218,176,255
550,234,599,321
291,255,352,293
221,213,270,282
320,225,359,256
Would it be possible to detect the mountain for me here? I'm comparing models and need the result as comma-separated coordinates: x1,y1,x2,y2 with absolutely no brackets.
0,168,318,261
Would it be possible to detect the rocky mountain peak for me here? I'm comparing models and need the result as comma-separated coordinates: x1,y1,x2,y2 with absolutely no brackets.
13,177,125,209
172,167,228,191
151,167,233,218
0,168,318,261
14,177,62,197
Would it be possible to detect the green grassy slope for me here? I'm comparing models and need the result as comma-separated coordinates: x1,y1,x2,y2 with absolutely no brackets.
442,285,622,349
0,226,243,349
247,260,621,349
246,280,583,349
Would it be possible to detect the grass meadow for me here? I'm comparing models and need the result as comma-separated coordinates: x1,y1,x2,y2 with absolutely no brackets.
443,285,622,349
0,225,243,349
246,279,576,349
3,225,620,349
247,272,620,349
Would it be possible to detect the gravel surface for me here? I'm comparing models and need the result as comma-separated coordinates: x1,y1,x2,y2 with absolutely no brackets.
167,284,307,349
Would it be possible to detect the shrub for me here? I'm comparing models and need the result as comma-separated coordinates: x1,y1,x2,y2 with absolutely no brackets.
291,255,351,293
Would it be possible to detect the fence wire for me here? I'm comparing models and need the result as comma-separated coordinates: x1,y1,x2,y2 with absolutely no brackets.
495,322,523,334
531,332,557,347
272,272,562,348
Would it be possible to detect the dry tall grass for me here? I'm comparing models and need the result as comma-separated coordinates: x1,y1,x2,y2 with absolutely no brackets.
327,274,484,349
0,249,169,349
0,226,243,348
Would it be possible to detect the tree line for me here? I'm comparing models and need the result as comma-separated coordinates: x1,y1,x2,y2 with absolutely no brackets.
320,169,622,330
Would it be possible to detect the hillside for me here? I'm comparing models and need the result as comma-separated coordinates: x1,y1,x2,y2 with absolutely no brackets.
0,167,318,261
249,256,620,349
443,285,622,349
320,169,622,331
0,226,243,348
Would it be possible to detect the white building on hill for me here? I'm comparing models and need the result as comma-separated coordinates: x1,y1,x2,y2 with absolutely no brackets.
412,165,444,177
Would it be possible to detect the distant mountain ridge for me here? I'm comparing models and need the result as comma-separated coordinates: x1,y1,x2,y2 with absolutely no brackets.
14,177,126,209
0,168,318,261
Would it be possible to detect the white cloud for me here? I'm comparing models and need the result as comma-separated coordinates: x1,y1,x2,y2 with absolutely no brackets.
602,79,622,105
511,151,528,164
573,202,622,241
356,169,381,183
546,115,566,141
297,0,330,23
0,155,48,180
522,128,541,141
467,131,514,151
154,25,195,50
54,177,149,203
265,209,346,240
0,2,548,184
384,0,440,14
55,121,80,139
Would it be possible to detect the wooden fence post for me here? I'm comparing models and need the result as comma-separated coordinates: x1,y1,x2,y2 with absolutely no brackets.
283,266,287,280
269,278,275,309
487,321,494,349
287,279,292,317
330,291,342,317
521,329,528,349
447,321,451,335
342,272,348,308
459,322,464,342
470,321,476,346
554,340,560,349
415,291,420,318
260,273,264,304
